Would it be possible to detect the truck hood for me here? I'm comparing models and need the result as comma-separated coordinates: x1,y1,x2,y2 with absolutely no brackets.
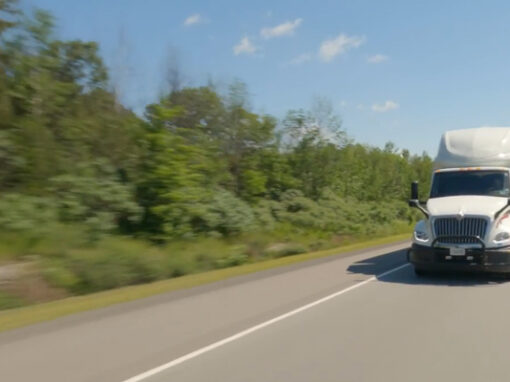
427,195,508,217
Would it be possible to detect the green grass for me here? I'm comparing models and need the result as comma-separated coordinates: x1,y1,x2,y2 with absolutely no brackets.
0,222,414,295
0,232,410,333
0,291,26,311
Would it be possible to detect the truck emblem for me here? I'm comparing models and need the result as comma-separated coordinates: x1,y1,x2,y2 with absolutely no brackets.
456,209,465,221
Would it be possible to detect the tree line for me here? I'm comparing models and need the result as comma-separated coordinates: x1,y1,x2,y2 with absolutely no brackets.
0,3,433,243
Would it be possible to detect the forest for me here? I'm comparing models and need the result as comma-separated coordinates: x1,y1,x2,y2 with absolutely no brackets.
0,2,432,307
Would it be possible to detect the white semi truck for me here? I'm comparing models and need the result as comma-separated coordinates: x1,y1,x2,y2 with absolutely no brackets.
408,127,510,275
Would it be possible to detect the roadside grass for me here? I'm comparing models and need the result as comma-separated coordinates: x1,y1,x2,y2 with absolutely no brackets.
0,222,413,296
0,232,410,333
0,291,26,311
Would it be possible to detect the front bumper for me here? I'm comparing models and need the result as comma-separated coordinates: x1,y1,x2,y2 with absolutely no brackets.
409,243,510,273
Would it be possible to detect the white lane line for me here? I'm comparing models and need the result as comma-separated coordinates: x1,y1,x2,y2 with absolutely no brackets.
121,262,411,382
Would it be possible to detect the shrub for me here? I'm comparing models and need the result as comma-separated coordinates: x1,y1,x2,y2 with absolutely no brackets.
41,259,80,290
0,194,59,256
0,291,26,310
214,245,249,268
61,238,166,293
164,252,196,277
251,201,276,231
50,160,142,240
193,190,256,236
264,242,307,258
215,253,249,268
0,194,58,234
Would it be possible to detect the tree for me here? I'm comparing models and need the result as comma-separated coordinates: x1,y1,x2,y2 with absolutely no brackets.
0,0,18,35
283,97,348,199
162,46,184,95
284,97,347,148
0,3,431,244
150,86,225,138
138,103,225,237
222,80,276,196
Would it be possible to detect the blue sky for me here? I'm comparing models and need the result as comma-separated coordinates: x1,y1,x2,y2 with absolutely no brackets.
22,0,510,155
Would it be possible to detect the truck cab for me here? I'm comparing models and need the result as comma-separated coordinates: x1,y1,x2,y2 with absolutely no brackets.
409,127,510,275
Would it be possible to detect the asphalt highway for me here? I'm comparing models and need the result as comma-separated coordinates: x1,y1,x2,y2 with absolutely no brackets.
3,241,507,382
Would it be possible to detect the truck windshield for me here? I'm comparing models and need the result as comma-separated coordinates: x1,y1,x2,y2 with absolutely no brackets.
430,170,510,198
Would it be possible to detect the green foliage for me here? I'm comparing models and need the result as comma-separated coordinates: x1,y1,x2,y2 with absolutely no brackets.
0,290,26,310
0,221,412,298
50,160,141,239
147,87,223,135
0,5,430,241
60,238,167,293
0,1,19,38
0,4,431,302
41,260,80,290
0,193,57,234
0,130,24,188
136,126,222,238
194,189,255,236
264,243,307,258
251,200,277,231
38,236,251,293
0,224,87,261
214,246,249,268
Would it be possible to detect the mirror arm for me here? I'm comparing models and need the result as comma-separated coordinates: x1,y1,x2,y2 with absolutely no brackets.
409,199,429,219
494,198,510,220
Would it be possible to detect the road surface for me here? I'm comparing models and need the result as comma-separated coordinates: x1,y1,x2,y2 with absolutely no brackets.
2,241,509,382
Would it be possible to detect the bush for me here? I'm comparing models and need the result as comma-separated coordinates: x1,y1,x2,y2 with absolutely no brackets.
0,194,58,234
164,252,196,277
0,291,26,310
0,195,61,257
41,260,80,290
193,190,256,236
163,238,245,272
252,201,276,231
0,224,91,260
59,238,167,293
50,160,142,240
214,245,249,268
264,242,307,258
215,253,249,268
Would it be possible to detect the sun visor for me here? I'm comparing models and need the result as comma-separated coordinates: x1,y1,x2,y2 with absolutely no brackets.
434,127,510,170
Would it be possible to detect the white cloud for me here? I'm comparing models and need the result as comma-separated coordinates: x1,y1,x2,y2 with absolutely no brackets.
288,53,312,65
261,18,302,39
367,54,388,63
184,14,204,26
339,100,347,107
371,100,399,112
318,34,365,62
233,37,257,55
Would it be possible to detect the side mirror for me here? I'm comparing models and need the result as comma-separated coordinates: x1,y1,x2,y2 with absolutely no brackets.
411,181,419,200
409,181,429,218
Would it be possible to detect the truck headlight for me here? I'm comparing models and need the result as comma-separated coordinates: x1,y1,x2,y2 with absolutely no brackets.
494,231,510,243
414,230,429,242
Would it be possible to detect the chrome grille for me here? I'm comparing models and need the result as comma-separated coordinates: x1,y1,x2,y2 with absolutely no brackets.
433,217,487,244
